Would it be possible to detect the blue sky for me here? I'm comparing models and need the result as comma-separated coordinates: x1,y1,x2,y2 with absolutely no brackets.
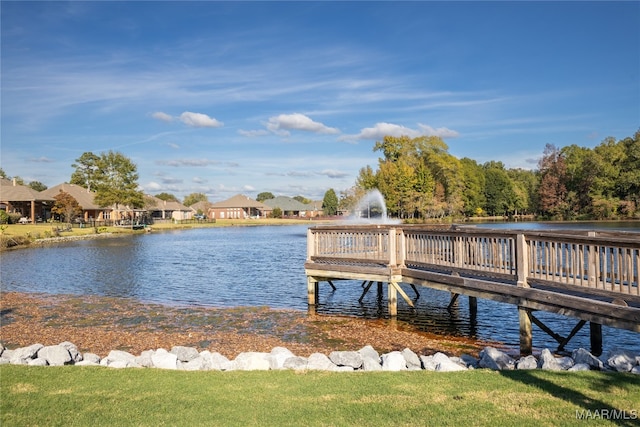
2,1,638,202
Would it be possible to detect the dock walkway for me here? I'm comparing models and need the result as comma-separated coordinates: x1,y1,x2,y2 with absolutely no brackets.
304,224,640,355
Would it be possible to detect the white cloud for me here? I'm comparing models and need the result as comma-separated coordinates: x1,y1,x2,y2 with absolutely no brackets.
340,122,459,141
266,113,339,136
179,111,223,128
152,111,174,123
243,184,256,191
157,159,219,167
319,169,349,179
238,129,269,137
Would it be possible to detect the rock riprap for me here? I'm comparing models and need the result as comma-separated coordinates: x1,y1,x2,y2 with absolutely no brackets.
1,342,639,373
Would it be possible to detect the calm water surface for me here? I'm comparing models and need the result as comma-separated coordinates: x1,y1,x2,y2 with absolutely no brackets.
2,223,638,352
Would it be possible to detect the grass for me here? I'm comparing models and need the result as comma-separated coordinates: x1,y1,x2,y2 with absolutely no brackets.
2,366,639,426
0,218,322,249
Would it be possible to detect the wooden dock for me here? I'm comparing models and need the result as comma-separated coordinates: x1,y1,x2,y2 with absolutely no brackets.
304,224,640,355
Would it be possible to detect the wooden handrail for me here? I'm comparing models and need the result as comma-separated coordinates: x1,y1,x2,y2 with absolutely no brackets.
307,225,640,298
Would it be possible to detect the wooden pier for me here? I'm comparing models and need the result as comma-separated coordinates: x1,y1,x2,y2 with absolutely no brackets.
304,224,640,355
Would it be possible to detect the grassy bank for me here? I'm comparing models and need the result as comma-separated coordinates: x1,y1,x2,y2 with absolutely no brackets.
0,218,325,250
2,366,638,426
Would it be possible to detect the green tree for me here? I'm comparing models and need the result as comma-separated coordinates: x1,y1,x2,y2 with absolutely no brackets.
51,190,83,223
71,152,101,191
183,193,207,207
483,162,515,217
0,168,6,178
269,207,282,218
460,158,486,217
322,189,339,216
256,192,275,202
155,193,179,202
293,195,312,204
28,181,47,192
93,151,144,209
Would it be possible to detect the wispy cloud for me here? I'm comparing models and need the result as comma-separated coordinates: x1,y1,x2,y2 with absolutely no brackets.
179,112,223,128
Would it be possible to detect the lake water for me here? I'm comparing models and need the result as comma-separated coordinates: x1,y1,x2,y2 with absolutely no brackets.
1,222,638,353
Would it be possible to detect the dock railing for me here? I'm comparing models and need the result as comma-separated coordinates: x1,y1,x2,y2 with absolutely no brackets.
307,224,640,301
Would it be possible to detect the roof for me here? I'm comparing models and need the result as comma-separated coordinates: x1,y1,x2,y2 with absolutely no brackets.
145,195,190,212
40,183,101,209
262,196,310,212
209,194,270,210
190,200,212,212
0,178,54,202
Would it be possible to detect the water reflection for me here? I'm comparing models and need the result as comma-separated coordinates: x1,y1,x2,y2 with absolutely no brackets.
1,224,638,352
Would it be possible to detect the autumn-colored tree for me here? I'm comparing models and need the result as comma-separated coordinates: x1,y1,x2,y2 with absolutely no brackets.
51,190,83,223
537,144,568,218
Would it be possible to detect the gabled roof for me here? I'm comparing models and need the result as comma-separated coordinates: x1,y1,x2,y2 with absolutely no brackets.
262,196,310,211
0,178,54,202
209,194,270,210
190,200,212,212
40,183,101,209
146,195,190,212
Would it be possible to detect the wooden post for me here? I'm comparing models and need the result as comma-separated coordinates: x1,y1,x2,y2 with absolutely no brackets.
590,322,603,357
397,228,406,267
388,282,398,317
469,296,477,316
307,276,318,306
388,228,397,267
307,228,315,261
516,234,529,288
519,307,533,355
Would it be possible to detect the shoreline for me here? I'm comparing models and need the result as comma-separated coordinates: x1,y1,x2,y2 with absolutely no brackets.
0,291,487,359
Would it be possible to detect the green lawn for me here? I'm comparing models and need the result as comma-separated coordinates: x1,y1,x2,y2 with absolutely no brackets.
2,366,638,426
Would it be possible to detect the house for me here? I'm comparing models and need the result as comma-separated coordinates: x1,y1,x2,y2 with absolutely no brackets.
40,183,109,223
189,200,212,218
0,178,55,223
262,196,314,217
207,194,271,219
145,195,193,221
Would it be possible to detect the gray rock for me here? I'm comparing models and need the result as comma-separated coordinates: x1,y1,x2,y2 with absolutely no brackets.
381,351,407,371
433,352,467,372
108,360,133,369
568,363,591,372
358,345,379,361
180,356,207,371
59,342,82,363
606,349,637,373
152,349,178,370
538,349,562,371
307,353,338,371
10,344,44,365
631,366,640,375
283,356,308,370
234,352,270,371
361,356,383,371
28,358,49,366
0,343,4,357
1,349,14,362
201,351,233,371
460,354,479,368
0,358,10,365
402,348,422,370
420,355,438,371
103,350,137,367
571,348,604,370
171,346,199,363
269,347,296,370
557,356,574,370
37,345,72,366
478,347,515,370
135,350,154,368
516,355,538,370
82,353,101,364
329,351,363,369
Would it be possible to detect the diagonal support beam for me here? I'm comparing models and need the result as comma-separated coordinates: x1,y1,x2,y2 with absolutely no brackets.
389,282,414,308
528,311,587,352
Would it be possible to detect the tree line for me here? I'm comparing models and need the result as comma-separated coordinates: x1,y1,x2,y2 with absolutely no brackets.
3,130,639,222
345,130,639,221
